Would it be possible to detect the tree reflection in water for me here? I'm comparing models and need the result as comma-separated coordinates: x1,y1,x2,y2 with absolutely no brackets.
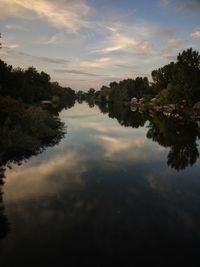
0,168,10,239
147,115,200,171
0,97,66,239
97,101,200,171
1,100,200,242
97,101,147,128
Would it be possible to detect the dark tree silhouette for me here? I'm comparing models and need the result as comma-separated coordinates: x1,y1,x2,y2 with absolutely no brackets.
0,168,10,239
147,115,200,171
152,48,200,103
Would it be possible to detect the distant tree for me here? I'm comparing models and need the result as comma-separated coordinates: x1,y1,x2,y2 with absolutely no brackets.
0,57,75,105
88,88,95,96
76,90,87,101
97,85,111,103
109,81,118,89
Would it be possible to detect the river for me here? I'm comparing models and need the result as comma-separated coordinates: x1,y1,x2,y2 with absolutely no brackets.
0,102,200,265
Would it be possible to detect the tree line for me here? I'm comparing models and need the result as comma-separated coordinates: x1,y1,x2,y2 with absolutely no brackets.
0,60,76,105
82,48,200,105
0,35,75,171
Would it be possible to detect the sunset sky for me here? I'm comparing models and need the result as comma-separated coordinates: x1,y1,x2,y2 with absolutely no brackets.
0,0,200,90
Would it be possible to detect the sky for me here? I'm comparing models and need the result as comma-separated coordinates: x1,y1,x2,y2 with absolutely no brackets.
0,0,200,91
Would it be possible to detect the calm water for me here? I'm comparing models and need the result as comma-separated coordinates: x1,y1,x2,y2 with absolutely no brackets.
1,102,200,265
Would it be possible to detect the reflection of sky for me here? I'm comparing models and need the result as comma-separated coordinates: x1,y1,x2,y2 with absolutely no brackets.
4,103,169,202
4,102,200,203
2,103,200,264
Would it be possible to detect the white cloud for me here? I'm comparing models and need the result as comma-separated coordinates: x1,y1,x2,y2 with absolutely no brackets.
2,37,20,49
79,57,112,68
93,30,154,55
39,32,65,45
97,134,145,158
5,151,86,202
4,43,19,49
0,0,92,33
191,30,200,38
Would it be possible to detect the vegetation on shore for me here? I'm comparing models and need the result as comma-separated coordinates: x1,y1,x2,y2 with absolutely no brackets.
0,35,76,169
81,48,200,111
0,61,75,166
1,31,200,171
0,59,76,106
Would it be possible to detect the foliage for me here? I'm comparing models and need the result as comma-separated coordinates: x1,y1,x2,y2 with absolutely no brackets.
0,59,75,105
88,88,96,96
84,48,200,105
88,77,152,105
152,48,200,103
0,96,65,166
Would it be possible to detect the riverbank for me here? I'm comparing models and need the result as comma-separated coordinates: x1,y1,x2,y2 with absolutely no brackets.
129,99,200,125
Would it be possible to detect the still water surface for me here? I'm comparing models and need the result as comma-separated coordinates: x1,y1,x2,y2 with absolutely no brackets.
0,102,200,265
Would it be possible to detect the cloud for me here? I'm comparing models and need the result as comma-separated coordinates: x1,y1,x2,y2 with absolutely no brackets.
4,43,19,49
18,52,70,64
161,37,187,58
79,57,113,69
79,122,108,133
39,32,65,45
98,135,131,154
78,57,146,70
115,64,137,69
191,30,200,38
5,151,86,202
5,24,27,31
93,30,154,55
1,38,20,49
97,134,145,157
91,19,179,59
0,0,92,33
166,37,186,47
54,69,106,77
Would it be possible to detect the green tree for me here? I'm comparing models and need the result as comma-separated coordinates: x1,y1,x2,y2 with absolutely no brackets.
152,48,200,103
88,88,95,96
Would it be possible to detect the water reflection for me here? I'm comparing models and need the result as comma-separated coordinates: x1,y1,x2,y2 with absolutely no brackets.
147,115,200,171
1,102,200,265
0,100,66,240
0,168,10,240
96,102,200,171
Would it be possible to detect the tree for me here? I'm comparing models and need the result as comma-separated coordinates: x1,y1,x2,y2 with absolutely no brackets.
88,88,95,96
177,48,200,69
152,48,200,103
151,62,176,93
